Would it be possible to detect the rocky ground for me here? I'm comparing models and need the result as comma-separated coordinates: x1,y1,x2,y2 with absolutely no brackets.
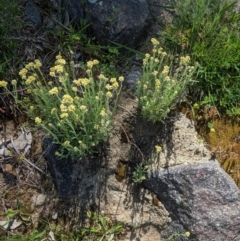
0,83,213,240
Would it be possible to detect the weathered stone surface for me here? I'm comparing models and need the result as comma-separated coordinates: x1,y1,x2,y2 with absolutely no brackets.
62,0,85,25
24,1,42,29
144,160,240,241
86,0,150,46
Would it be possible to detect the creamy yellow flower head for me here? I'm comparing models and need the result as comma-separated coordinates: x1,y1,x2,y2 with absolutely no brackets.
80,105,87,111
34,59,42,68
60,104,67,112
73,79,81,86
112,81,119,89
151,38,160,46
55,58,66,65
155,79,161,87
145,53,150,59
98,73,108,81
158,47,163,54
56,54,63,60
62,94,73,104
162,65,169,75
100,108,106,117
11,79,17,85
110,78,117,83
165,76,171,81
106,91,113,98
87,60,94,69
0,80,8,87
79,78,90,86
86,69,91,75
152,70,158,76
60,113,69,119
63,140,70,146
93,59,99,65
155,145,162,153
35,117,42,124
49,87,59,95
119,76,124,82
19,68,28,77
72,86,78,92
73,147,78,152
68,104,76,112
106,84,113,90
25,62,34,69
54,65,64,73
49,71,56,77
180,55,191,65
25,75,36,85
51,108,57,114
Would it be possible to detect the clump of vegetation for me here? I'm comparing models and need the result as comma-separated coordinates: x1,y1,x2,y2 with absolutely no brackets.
3,211,124,241
79,211,124,241
0,0,24,80
162,0,240,115
137,38,198,123
168,231,191,240
2,55,123,159
132,145,162,184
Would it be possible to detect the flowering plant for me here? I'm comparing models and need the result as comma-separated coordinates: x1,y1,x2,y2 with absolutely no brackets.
3,55,123,159
137,38,198,122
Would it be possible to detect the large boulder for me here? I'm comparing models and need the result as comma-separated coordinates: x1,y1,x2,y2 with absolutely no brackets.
64,0,150,46
144,160,240,240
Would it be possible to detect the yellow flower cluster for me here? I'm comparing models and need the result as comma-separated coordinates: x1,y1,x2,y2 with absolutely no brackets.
68,104,76,112
106,91,113,98
62,94,73,104
18,59,42,84
98,73,108,81
34,59,42,68
100,108,106,117
25,75,36,85
87,59,99,69
151,38,160,46
180,55,191,65
11,79,17,85
155,145,162,153
80,105,87,111
35,117,42,124
162,65,170,75
24,59,42,69
73,78,91,87
19,68,28,79
60,113,69,119
104,76,123,97
0,80,8,87
152,70,158,76
49,55,66,77
155,79,161,87
49,87,59,95
51,108,57,114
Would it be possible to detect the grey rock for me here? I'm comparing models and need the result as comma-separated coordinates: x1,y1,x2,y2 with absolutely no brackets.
126,65,142,89
62,0,85,25
24,1,42,29
86,0,150,46
144,160,240,241
32,194,47,207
